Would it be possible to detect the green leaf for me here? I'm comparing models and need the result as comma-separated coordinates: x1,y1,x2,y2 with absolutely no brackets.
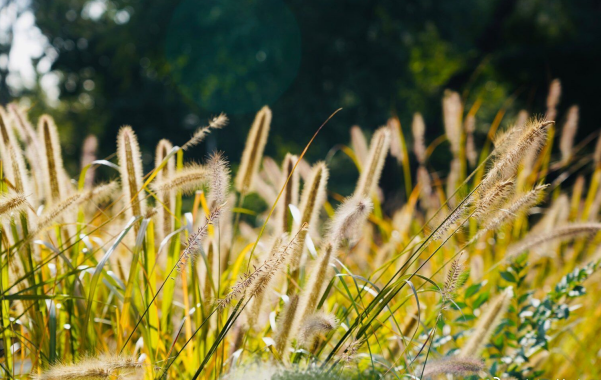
465,283,482,298
518,292,530,304
82,216,140,350
473,291,489,309
500,271,517,283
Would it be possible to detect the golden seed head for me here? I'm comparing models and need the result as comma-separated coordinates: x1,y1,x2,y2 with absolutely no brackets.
327,196,373,246
117,126,146,219
182,113,229,151
442,89,463,156
38,114,66,204
154,139,175,240
0,193,28,221
412,112,427,164
546,78,561,121
350,125,369,166
298,312,338,348
277,153,300,233
423,357,486,378
207,151,230,211
151,163,206,195
31,354,142,380
354,126,390,199
559,105,579,164
235,106,272,193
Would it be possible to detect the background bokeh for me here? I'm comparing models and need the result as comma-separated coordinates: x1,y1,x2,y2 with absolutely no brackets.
1,0,601,197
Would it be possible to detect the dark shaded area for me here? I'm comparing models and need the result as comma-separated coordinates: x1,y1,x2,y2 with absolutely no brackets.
3,0,601,195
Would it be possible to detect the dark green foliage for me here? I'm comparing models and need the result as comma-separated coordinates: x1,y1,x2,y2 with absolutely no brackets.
3,0,601,194
452,255,601,380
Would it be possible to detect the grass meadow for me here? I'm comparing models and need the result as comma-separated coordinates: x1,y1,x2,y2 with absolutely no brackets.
1,79,601,379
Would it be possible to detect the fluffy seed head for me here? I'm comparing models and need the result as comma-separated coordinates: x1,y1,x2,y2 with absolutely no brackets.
289,162,329,269
295,243,336,330
443,90,463,156
0,193,28,220
33,193,83,234
484,185,548,232
38,114,66,204
177,206,222,273
442,256,465,306
388,117,404,165
417,165,432,197
492,111,529,159
248,228,305,299
298,312,338,348
446,158,461,207
151,163,206,195
207,151,230,212
465,114,477,167
546,79,561,121
117,126,146,220
327,196,373,246
482,118,552,191
247,234,287,330
217,225,306,309
350,126,369,166
423,357,486,378
235,106,271,193
299,162,329,229
412,113,427,164
182,113,229,151
154,139,175,174
277,153,300,233
7,103,37,146
31,354,142,380
470,185,549,244
209,113,229,129
516,109,529,128
506,223,601,259
492,123,526,158
7,103,44,198
338,338,366,363
261,156,282,186
254,175,277,205
85,181,120,205
0,107,31,196
432,203,468,241
275,295,299,355
81,134,98,189
354,126,390,198
472,179,514,222
154,139,175,241
560,105,579,165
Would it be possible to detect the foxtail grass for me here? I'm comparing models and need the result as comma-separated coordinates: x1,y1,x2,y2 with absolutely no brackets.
117,126,146,224
38,115,67,204
354,126,390,198
235,106,271,193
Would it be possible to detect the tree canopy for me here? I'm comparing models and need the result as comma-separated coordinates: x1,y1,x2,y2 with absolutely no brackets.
2,0,600,184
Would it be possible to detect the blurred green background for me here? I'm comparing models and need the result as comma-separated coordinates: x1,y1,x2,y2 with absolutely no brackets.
1,0,601,197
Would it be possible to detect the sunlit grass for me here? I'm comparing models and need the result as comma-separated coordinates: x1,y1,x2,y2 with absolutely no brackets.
1,79,600,379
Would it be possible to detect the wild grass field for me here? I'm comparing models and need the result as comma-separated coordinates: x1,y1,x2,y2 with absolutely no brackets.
1,79,601,379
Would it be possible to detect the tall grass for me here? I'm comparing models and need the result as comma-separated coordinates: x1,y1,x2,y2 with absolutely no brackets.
1,80,601,380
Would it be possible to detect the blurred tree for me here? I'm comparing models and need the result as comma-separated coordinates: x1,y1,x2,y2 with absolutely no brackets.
0,0,30,104
5,0,601,194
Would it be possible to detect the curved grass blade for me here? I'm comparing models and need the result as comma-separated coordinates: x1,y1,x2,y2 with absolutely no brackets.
82,216,140,350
